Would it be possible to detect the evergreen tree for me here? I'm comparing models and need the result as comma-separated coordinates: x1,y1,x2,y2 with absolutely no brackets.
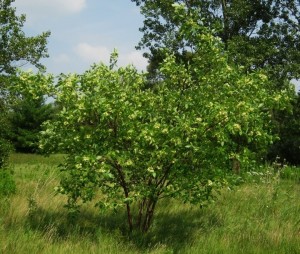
9,95,55,153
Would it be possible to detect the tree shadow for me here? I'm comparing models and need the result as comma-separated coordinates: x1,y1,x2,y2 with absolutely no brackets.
130,207,224,252
25,203,224,252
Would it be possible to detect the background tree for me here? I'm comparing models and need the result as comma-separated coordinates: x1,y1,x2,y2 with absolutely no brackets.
131,0,300,165
267,92,300,165
131,0,300,85
0,0,50,75
8,94,55,153
0,0,49,167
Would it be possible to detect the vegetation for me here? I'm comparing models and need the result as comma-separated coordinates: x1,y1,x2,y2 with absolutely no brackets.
0,0,50,75
0,0,49,175
0,99,15,196
131,0,300,165
1,154,300,253
14,6,291,233
8,94,55,153
0,105,11,169
267,92,300,165
131,0,300,85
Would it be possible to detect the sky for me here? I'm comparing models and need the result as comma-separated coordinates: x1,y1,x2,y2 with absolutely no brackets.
10,0,300,92
13,0,148,75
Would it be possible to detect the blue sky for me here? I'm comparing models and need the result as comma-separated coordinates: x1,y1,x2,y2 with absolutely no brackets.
10,0,300,92
13,0,147,74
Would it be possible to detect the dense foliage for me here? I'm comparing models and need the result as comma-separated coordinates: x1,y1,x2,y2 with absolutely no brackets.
0,98,11,168
8,95,55,153
0,92,15,196
268,93,300,165
0,86,12,170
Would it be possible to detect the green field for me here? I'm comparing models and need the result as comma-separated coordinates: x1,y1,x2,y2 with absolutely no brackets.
1,154,300,253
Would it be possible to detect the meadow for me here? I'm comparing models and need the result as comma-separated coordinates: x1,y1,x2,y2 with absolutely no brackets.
1,153,300,253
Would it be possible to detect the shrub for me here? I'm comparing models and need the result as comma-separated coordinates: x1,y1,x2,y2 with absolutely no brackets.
0,168,16,196
25,7,291,233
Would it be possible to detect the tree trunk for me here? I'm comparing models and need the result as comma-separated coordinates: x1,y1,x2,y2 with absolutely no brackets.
221,0,229,48
136,198,157,233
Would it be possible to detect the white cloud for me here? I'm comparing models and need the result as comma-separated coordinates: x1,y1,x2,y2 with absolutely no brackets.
58,0,86,13
19,0,86,13
14,0,86,17
75,43,111,64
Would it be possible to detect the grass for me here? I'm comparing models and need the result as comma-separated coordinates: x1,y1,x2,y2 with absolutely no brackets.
1,153,300,253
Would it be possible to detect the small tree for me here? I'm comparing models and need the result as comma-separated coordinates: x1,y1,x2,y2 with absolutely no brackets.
9,94,54,153
35,7,291,233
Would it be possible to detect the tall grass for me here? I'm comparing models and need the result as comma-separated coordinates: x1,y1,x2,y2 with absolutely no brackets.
1,153,300,253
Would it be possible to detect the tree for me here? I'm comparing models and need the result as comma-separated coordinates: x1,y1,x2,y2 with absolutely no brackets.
28,7,291,233
131,0,300,165
131,0,300,86
0,0,50,75
9,94,55,153
0,0,49,167
267,92,300,165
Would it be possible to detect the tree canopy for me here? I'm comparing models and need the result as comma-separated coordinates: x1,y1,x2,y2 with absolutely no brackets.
131,0,300,86
0,0,50,75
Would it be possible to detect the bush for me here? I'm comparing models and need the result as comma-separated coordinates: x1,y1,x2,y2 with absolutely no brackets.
0,137,11,169
0,138,16,196
0,168,16,196
280,166,300,181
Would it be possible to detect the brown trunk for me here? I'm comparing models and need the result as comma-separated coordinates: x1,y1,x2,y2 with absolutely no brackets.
136,198,146,229
113,161,133,232
142,199,157,233
136,198,157,233
126,203,133,232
